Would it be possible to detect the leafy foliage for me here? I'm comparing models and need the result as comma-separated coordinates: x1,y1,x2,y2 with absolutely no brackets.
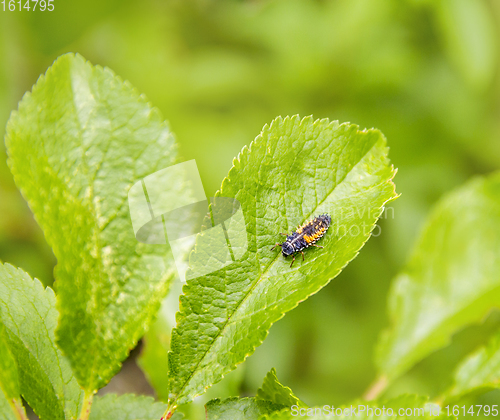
257,368,306,408
2,4,500,414
0,262,83,420
206,397,285,420
5,53,179,392
445,331,500,403
377,173,500,381
168,115,397,409
3,0,500,412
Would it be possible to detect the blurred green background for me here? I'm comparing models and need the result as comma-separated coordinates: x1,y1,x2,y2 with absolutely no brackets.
1,0,500,415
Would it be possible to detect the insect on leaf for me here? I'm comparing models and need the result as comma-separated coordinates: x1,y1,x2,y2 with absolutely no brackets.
167,116,397,412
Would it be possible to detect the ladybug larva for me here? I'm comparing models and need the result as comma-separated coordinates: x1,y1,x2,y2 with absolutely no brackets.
271,213,331,267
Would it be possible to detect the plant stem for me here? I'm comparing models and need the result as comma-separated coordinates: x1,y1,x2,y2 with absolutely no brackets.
10,398,29,420
78,391,94,420
161,403,176,420
363,375,388,401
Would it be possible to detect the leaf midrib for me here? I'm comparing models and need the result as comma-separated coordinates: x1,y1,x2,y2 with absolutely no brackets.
66,67,107,392
171,133,382,404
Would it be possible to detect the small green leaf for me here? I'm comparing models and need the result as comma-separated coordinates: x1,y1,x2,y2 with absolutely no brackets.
257,368,306,408
5,53,179,392
0,263,83,420
445,331,500,403
89,394,182,420
0,323,26,420
0,324,20,401
168,116,397,409
377,173,500,382
206,397,285,420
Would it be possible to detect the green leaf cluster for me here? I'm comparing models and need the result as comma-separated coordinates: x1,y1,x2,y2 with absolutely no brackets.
1,0,500,418
15,51,500,420
2,53,181,419
198,128,500,418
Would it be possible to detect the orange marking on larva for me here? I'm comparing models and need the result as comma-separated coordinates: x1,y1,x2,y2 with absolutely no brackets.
272,214,330,266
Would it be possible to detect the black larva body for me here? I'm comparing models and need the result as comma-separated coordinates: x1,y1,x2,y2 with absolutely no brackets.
271,213,331,267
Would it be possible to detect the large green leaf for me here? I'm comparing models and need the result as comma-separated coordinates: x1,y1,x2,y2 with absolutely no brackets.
0,263,83,420
377,173,500,382
445,331,500,403
257,368,306,408
167,116,397,413
206,397,285,420
5,53,179,392
89,394,182,420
